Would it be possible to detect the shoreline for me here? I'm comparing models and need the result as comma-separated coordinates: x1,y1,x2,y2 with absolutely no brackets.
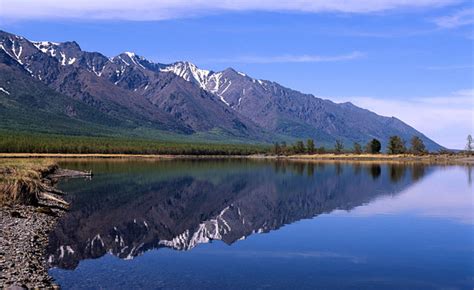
0,153,472,165
0,165,88,289
283,153,474,165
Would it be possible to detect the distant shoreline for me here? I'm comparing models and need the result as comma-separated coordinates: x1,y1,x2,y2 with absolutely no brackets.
283,153,474,165
0,153,472,165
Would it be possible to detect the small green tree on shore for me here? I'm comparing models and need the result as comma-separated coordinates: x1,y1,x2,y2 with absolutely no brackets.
387,136,406,154
353,142,362,154
306,139,315,154
317,146,326,154
366,139,381,154
466,134,473,152
294,140,305,154
334,140,344,154
281,141,288,155
410,136,426,154
273,142,282,155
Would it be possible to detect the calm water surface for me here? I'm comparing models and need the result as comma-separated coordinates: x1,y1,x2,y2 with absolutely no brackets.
48,160,473,289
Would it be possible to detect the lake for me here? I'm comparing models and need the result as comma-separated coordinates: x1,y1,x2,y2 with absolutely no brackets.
48,159,473,289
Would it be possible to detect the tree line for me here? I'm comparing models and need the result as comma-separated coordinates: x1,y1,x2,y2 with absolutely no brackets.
2,130,472,155
0,132,269,155
273,135,429,155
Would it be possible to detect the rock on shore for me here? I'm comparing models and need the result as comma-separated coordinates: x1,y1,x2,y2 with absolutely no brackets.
0,202,65,289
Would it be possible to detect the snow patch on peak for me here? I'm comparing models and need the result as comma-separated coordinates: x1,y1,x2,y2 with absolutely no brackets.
208,72,223,95
0,87,10,95
10,40,23,64
60,52,67,65
161,62,243,106
160,62,262,107
160,61,211,89
206,72,233,106
124,51,136,58
33,41,77,66
92,65,105,77
33,41,59,56
0,41,25,66
119,52,146,69
33,41,59,46
117,55,130,66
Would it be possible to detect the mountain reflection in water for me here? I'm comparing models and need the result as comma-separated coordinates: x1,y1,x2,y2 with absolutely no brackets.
47,160,432,270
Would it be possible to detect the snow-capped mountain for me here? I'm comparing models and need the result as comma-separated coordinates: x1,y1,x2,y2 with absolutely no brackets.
160,61,261,105
33,41,78,66
0,30,263,140
160,61,212,89
0,29,442,149
158,61,441,149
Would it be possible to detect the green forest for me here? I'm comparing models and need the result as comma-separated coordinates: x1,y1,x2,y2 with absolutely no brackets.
0,131,268,155
1,130,465,155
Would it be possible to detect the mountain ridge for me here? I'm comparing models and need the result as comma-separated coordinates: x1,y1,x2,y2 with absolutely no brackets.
159,60,442,150
0,30,443,150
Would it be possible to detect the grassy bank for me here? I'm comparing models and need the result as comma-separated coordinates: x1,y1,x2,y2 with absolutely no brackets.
0,159,58,206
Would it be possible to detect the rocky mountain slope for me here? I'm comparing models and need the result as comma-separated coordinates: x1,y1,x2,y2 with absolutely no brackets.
163,61,442,149
0,49,126,136
0,31,263,141
0,30,442,149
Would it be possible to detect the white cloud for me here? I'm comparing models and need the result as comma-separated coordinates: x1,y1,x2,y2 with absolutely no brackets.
433,8,474,28
330,89,474,149
0,0,461,21
205,51,365,64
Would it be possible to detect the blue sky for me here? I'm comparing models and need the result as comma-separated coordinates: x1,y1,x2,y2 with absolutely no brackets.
1,0,473,149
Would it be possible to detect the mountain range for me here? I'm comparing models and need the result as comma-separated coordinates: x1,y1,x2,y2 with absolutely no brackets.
0,30,442,150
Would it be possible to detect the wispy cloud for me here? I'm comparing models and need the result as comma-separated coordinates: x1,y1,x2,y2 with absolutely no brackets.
204,51,365,64
432,8,474,28
329,89,474,149
0,0,461,21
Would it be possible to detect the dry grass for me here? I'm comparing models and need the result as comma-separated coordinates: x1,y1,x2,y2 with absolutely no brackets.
0,159,58,206
0,152,472,164
283,153,474,165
